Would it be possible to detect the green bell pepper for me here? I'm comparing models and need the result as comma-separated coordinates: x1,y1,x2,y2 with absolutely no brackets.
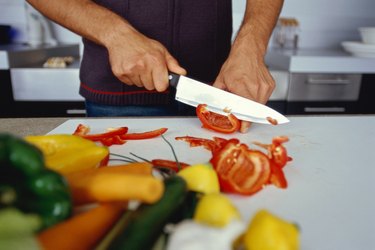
0,133,72,230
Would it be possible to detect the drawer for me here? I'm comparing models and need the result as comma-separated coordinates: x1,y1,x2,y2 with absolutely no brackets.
288,73,362,101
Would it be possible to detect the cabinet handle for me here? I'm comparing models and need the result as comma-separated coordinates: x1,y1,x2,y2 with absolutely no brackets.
306,77,350,85
304,107,346,113
66,109,86,115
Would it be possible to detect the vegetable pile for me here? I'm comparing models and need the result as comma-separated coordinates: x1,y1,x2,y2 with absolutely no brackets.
176,135,292,195
0,121,299,250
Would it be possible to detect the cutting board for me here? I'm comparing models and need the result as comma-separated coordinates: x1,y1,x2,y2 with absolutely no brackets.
48,116,375,250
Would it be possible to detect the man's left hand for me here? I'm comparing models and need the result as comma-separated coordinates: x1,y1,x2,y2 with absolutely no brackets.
213,43,275,133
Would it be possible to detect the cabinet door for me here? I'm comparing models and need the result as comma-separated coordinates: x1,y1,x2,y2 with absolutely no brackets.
288,73,362,101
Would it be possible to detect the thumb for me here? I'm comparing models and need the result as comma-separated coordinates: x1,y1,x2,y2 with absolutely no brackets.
165,52,187,75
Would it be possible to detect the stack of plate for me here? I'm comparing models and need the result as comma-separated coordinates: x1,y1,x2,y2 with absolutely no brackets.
342,27,375,58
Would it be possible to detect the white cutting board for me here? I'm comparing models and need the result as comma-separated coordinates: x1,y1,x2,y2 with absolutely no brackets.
48,116,375,250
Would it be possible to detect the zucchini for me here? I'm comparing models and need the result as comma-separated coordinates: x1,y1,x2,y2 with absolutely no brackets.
107,175,188,250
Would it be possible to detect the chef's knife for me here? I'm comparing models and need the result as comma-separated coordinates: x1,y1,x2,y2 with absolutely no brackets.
169,73,289,124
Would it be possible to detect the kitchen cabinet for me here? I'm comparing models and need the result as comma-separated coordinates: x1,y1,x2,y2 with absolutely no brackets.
0,70,14,117
358,74,375,114
285,73,362,114
266,48,375,115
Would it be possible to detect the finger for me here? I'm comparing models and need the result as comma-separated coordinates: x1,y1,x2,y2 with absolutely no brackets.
132,75,143,88
240,121,251,133
152,64,169,92
140,71,155,90
212,75,227,90
165,52,187,76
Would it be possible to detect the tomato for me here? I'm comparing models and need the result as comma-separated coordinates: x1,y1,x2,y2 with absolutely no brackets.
210,139,271,195
196,104,240,134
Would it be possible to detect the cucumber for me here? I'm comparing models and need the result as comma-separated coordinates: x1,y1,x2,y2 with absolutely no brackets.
107,175,189,250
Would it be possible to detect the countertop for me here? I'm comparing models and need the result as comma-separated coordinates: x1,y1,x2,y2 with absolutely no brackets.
1,115,375,249
265,48,375,73
0,117,69,137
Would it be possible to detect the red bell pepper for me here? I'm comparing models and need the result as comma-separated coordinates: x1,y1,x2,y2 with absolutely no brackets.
210,139,271,195
151,159,190,172
196,104,240,134
120,128,168,140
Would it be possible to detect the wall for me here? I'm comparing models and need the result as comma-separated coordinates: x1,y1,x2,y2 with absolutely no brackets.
233,0,375,49
1,0,375,49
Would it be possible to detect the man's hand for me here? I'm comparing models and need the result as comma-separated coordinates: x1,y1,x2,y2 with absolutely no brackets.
213,43,275,133
106,28,186,92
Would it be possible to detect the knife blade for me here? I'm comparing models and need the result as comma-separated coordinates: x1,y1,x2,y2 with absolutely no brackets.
169,73,289,124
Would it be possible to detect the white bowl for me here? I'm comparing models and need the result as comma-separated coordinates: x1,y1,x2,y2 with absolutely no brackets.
359,27,375,44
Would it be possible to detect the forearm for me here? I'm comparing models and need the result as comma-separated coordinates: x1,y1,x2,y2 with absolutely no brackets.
234,0,284,56
26,0,136,47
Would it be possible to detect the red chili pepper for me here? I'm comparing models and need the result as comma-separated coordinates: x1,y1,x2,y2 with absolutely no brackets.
120,128,168,140
196,104,240,134
151,159,190,172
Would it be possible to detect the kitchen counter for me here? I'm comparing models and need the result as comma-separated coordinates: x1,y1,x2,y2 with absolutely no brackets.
266,48,375,73
0,117,69,137
1,115,375,249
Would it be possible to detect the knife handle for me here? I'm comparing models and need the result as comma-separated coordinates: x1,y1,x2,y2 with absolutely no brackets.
168,73,180,88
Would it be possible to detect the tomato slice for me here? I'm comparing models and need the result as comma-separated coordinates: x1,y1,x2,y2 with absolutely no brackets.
196,104,240,134
120,128,168,140
210,140,271,195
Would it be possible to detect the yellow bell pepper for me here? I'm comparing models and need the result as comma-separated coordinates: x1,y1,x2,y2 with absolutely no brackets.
177,163,220,194
194,193,241,228
25,134,109,175
243,209,300,250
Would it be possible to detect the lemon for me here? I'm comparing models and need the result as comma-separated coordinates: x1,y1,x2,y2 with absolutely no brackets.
194,193,241,228
177,163,220,194
243,210,299,250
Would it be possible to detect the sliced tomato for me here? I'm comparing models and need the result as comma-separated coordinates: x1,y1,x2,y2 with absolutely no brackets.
196,104,240,134
120,128,168,140
210,140,271,195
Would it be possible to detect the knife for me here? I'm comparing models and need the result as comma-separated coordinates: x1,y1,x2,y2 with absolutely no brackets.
169,73,289,124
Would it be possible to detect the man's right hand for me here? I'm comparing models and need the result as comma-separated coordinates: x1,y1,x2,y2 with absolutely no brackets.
105,27,186,92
